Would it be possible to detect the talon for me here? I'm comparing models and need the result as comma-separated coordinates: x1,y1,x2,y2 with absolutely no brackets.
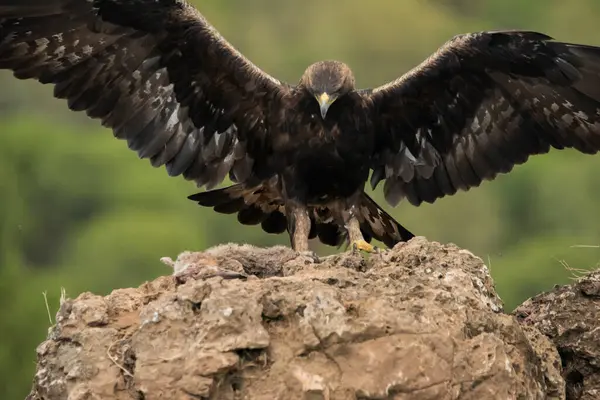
351,239,376,253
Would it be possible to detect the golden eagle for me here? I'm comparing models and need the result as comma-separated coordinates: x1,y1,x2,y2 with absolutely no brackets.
2,1,600,255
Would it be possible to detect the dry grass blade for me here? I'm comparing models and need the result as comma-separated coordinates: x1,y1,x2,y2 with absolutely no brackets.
42,291,53,325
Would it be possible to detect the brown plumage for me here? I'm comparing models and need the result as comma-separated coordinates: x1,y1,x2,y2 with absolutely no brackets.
2,2,600,255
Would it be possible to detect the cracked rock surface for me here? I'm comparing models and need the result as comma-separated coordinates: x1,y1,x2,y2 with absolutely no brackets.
27,237,563,400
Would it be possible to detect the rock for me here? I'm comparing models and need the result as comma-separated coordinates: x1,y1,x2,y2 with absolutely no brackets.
515,270,600,400
27,237,562,400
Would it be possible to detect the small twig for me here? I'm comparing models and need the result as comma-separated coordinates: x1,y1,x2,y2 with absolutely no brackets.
107,340,134,378
42,291,53,325
570,244,600,248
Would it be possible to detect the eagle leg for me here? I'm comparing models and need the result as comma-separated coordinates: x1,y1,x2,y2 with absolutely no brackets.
345,207,378,254
285,200,312,253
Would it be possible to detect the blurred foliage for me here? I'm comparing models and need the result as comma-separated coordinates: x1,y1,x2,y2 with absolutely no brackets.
2,0,600,398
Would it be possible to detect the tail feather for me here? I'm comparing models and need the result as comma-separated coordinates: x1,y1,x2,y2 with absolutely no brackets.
308,193,414,249
315,222,346,247
213,198,245,214
237,206,268,225
261,211,287,234
189,185,414,249
189,188,235,207
188,184,288,234
358,192,414,248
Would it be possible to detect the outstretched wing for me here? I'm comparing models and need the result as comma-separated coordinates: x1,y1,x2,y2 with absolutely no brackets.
0,0,289,188
364,30,600,207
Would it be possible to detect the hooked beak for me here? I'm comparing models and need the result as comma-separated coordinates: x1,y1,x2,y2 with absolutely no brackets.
316,92,336,119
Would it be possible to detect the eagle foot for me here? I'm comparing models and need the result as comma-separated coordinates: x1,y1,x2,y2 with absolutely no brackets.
351,239,378,254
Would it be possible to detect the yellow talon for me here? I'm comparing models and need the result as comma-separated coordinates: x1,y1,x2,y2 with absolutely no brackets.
351,239,376,253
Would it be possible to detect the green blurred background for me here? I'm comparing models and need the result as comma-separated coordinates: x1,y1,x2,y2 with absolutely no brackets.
2,0,600,398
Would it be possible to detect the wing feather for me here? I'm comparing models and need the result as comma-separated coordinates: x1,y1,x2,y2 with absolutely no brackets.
364,30,600,206
0,0,289,189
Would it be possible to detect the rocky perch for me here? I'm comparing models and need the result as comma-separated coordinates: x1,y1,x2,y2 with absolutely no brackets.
26,237,600,400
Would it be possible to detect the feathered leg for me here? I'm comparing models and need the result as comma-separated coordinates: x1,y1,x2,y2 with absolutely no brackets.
344,208,377,253
342,193,377,253
285,200,312,252
345,216,375,252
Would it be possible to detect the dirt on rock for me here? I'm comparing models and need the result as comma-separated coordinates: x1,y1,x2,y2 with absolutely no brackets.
27,237,565,400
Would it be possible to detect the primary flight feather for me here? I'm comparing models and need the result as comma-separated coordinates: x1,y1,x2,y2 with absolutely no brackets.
2,0,600,254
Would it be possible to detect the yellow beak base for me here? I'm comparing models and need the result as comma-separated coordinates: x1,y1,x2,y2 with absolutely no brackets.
316,92,335,118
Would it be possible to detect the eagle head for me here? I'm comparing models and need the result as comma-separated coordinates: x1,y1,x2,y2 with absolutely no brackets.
300,60,356,118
